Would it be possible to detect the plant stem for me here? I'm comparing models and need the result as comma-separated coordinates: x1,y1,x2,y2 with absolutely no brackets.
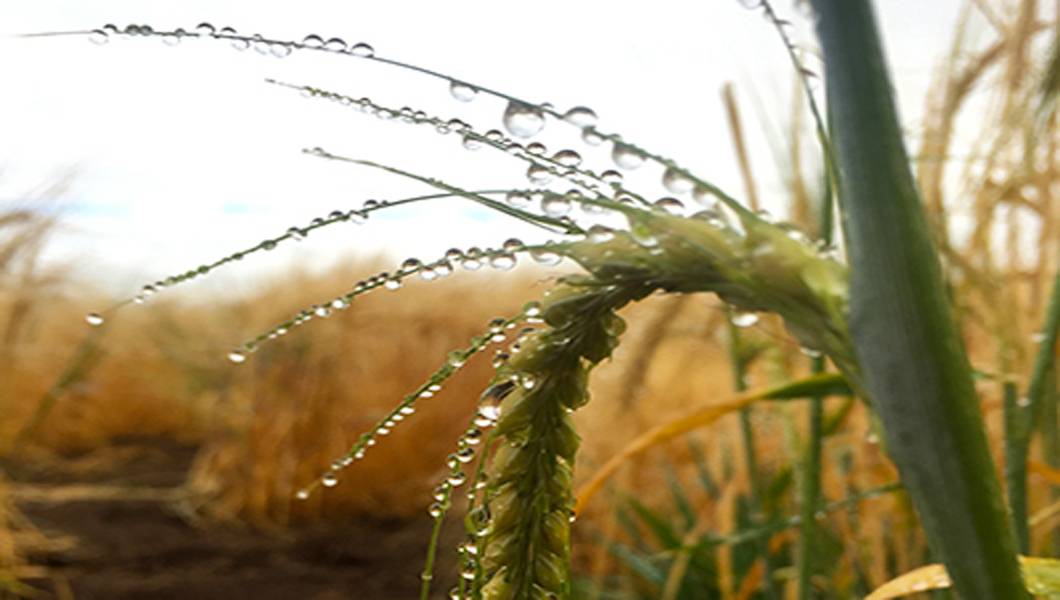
727,320,779,600
1008,271,1060,552
810,1,1029,597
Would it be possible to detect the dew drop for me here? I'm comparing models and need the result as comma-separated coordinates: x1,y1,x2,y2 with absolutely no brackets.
324,37,347,52
400,257,423,273
502,238,525,253
563,106,597,127
582,127,605,146
463,429,483,446
462,248,484,271
1018,396,1032,408
455,447,475,463
505,191,531,207
530,247,562,266
461,134,483,151
448,472,467,487
227,350,247,364
630,223,658,247
612,141,645,170
88,29,109,45
542,194,572,217
448,352,467,368
229,35,249,51
662,167,695,194
503,101,546,138
552,149,582,168
295,489,310,501
321,471,339,488
195,23,216,37
85,312,105,327
269,42,292,57
692,186,717,206
350,42,374,57
653,197,685,215
527,142,547,156
433,260,453,278
527,164,553,185
287,226,307,240
731,310,759,328
428,502,444,518
384,276,403,291
449,80,478,102
489,253,517,271
600,170,623,185
587,225,615,243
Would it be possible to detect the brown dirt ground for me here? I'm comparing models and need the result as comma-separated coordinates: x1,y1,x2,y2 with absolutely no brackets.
4,438,458,599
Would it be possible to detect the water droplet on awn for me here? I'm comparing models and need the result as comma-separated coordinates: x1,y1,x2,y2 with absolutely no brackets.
449,80,478,102
503,101,545,138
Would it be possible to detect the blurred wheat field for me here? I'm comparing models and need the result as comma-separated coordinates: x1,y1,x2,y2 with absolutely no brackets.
2,0,1060,598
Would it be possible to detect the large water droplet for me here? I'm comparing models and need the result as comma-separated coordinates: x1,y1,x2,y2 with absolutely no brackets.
195,23,216,37
321,471,340,487
503,101,545,138
302,34,324,48
85,312,105,327
527,164,553,185
350,42,374,57
542,194,572,217
227,350,247,363
587,224,615,243
662,167,695,195
563,106,598,127
612,141,645,170
449,80,478,102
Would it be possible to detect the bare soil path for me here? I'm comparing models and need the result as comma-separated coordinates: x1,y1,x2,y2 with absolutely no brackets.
4,439,453,599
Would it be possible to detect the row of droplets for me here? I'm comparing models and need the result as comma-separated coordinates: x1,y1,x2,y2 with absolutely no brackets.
291,304,541,502
75,21,758,224
291,81,719,207
289,84,642,207
88,23,374,58
224,243,562,364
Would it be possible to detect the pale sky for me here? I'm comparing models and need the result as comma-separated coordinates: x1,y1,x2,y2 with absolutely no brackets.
0,1,968,298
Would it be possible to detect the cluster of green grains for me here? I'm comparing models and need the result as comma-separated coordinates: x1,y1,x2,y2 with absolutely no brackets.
475,280,650,599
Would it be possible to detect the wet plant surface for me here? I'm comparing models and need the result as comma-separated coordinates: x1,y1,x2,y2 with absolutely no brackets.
6,439,457,599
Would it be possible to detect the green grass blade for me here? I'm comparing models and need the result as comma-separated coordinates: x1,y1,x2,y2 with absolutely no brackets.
810,1,1028,597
